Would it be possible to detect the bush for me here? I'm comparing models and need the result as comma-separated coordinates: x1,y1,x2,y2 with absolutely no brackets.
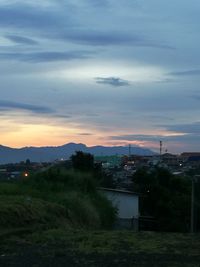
57,192,100,229
92,193,117,229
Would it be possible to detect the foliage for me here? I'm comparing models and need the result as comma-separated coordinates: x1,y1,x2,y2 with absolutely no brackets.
56,192,101,228
71,151,115,188
133,167,191,232
0,167,116,231
71,151,94,172
92,193,117,229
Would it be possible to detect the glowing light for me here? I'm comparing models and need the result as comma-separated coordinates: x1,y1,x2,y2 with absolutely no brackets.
50,61,166,84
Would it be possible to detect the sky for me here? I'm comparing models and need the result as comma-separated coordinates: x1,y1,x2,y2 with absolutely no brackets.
0,0,200,153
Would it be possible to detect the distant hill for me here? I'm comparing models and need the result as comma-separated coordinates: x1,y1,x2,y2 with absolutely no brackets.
0,143,155,164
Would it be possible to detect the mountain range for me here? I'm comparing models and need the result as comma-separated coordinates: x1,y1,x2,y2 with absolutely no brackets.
0,143,155,164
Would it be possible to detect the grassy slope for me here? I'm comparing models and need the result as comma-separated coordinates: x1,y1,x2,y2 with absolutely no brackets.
0,168,116,232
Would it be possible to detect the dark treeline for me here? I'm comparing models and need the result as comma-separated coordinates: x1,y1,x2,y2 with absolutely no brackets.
132,167,200,232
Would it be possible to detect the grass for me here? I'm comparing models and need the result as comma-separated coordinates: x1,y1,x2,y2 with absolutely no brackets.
27,229,200,255
0,168,116,231
0,228,200,267
0,195,68,229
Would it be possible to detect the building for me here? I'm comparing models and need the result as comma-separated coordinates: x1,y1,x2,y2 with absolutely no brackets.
180,152,200,168
0,168,8,180
161,153,180,168
99,187,139,230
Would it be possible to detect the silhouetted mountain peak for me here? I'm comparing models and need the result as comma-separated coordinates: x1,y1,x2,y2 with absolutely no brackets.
0,142,155,164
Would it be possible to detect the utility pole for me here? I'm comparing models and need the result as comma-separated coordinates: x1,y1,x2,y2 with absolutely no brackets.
160,141,162,156
129,144,131,157
159,141,162,163
191,177,195,233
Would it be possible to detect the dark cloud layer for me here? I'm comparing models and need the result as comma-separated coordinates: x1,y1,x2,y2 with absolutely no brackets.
0,4,61,29
0,100,54,114
95,77,130,86
0,3,173,50
110,121,200,144
65,31,143,46
162,122,200,134
78,133,93,136
110,134,162,142
170,69,200,76
5,34,38,45
0,51,91,63
60,31,174,49
109,133,200,143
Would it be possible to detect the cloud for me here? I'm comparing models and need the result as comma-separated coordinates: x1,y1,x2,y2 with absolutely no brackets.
78,133,93,136
4,34,38,45
161,122,200,134
0,51,91,63
109,133,200,143
109,134,165,142
0,100,54,114
54,114,72,119
85,0,109,8
60,31,141,46
61,31,174,49
0,3,173,50
191,95,200,101
109,122,200,144
95,77,130,87
0,3,61,29
169,69,200,76
108,133,200,154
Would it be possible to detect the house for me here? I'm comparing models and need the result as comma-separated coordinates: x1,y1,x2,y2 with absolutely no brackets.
99,187,139,230
180,152,200,168
180,152,200,162
9,171,21,179
0,168,8,180
161,153,180,169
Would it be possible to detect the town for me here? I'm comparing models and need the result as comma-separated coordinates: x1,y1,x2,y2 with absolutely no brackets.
1,151,200,188
1,149,200,233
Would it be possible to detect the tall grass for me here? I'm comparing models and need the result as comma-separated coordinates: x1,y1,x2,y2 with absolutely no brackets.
0,195,67,228
0,167,116,230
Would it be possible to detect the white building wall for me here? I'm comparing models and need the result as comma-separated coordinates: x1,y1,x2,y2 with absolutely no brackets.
101,190,139,219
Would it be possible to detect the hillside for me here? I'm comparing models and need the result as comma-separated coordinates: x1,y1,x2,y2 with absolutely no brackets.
0,143,155,164
0,167,116,231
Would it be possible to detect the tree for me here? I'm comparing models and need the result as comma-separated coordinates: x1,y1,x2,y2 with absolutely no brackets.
71,151,94,172
25,159,31,165
132,167,191,232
